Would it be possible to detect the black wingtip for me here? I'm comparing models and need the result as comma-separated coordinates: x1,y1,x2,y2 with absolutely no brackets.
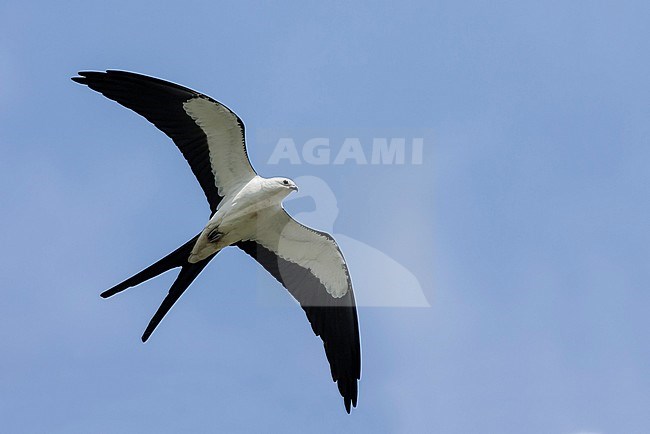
341,378,358,413
71,72,92,84
141,333,150,343
100,283,126,299
72,71,109,85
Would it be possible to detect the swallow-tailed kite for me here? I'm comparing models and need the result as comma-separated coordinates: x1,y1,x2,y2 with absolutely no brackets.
72,70,360,413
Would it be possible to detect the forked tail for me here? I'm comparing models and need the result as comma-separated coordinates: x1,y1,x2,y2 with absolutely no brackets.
101,234,217,341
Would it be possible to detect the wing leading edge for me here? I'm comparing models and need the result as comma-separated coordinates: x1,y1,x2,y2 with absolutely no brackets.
72,70,255,213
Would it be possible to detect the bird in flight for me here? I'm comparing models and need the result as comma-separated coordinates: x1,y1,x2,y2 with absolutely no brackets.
72,70,361,413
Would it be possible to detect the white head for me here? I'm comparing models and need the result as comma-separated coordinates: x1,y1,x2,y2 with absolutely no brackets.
266,177,299,198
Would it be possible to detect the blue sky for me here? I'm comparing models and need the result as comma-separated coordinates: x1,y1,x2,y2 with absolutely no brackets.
1,1,649,432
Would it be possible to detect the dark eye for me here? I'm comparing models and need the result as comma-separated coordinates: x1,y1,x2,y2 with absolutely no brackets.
283,180,289,185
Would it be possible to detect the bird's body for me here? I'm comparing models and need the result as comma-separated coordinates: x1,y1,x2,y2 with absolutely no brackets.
190,176,298,262
73,70,360,413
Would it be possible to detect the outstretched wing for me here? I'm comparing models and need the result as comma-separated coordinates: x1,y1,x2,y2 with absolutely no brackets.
72,70,256,213
236,208,361,413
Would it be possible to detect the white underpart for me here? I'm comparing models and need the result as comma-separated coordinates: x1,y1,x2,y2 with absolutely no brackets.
188,176,350,298
189,176,269,261
183,98,256,197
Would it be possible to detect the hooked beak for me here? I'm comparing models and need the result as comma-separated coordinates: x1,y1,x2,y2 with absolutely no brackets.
290,185,299,192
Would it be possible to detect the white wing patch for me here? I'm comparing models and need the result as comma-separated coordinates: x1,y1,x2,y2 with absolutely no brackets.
183,98,256,197
252,208,351,298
